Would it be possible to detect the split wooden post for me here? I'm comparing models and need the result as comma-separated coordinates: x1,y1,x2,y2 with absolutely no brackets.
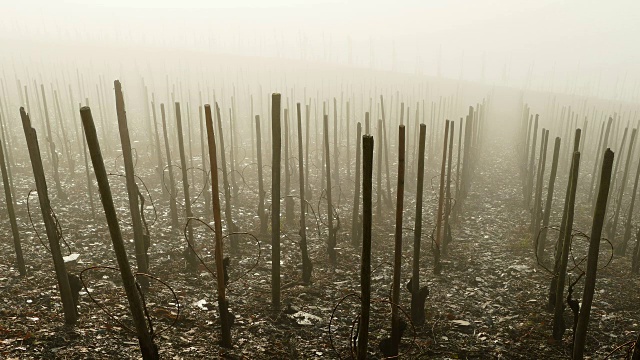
20,107,77,324
80,107,158,359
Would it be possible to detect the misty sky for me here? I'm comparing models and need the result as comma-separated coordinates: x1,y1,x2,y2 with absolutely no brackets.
2,0,639,100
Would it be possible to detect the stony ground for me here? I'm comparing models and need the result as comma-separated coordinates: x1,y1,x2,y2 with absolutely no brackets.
1,132,639,359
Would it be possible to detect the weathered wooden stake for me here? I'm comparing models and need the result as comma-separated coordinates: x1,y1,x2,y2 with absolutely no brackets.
271,93,282,310
80,107,158,359
351,122,362,247
612,129,637,254
161,104,180,234
325,114,336,265
215,103,238,250
573,149,614,360
443,121,455,256
256,115,267,235
0,138,25,275
538,137,561,261
20,108,77,324
284,110,294,225
204,105,233,348
548,129,581,310
553,151,581,341
175,103,197,271
434,120,450,274
297,103,312,283
40,85,65,199
358,134,374,360
390,125,406,356
114,81,149,286
411,123,428,325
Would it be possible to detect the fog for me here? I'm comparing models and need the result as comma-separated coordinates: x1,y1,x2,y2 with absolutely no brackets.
2,0,640,100
2,1,640,359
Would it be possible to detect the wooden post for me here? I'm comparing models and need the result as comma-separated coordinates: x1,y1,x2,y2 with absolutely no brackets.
525,114,539,207
390,125,406,357
175,103,197,271
297,103,312,283
612,129,637,255
229,105,239,200
0,138,25,275
114,81,149,285
548,129,581,310
377,119,383,219
573,149,614,360
443,121,455,256
151,98,164,189
80,107,158,359
198,105,212,220
53,90,74,175
553,151,581,341
305,103,311,200
461,107,474,199
20,108,77,324
623,134,640,262
325,114,336,265
215,103,237,250
351,122,362,247
411,123,427,324
358,135,374,360
346,101,351,181
284,110,294,225
40,85,65,199
271,93,282,310
333,98,340,187
434,120,450,274
455,117,463,205
538,137,561,260
531,129,549,252
160,104,180,234
590,117,613,205
204,105,232,348
256,115,267,235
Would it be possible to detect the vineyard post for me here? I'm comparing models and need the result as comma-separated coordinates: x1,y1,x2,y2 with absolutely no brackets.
80,107,158,359
573,149,614,359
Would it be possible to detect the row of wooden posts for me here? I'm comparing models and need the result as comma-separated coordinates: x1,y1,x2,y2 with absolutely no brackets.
3,78,485,358
519,102,640,359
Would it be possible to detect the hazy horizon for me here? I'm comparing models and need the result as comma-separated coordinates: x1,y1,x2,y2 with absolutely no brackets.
2,0,639,102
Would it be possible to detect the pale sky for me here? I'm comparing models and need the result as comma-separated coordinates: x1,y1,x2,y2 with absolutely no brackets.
2,0,639,100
